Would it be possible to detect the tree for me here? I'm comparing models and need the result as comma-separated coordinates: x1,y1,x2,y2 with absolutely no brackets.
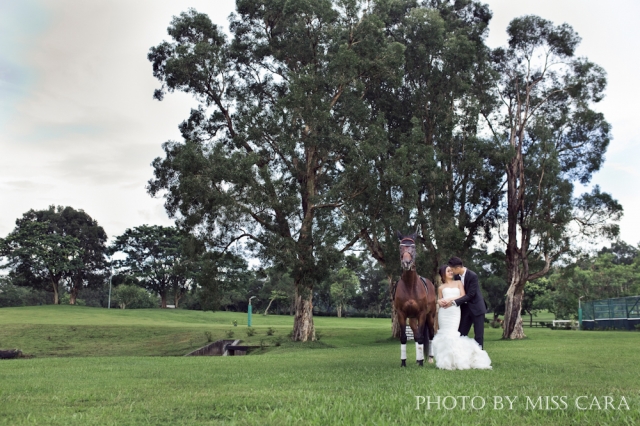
522,280,550,326
147,3,405,340
263,290,288,316
43,206,108,304
543,248,640,319
1,219,81,304
483,16,622,339
110,225,189,308
339,0,501,336
113,284,142,309
330,267,359,317
0,206,108,305
472,249,508,320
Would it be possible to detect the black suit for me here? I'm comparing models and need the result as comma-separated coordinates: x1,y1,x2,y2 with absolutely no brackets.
453,269,486,348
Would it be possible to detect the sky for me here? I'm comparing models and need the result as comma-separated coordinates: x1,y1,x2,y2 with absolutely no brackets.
1,0,638,246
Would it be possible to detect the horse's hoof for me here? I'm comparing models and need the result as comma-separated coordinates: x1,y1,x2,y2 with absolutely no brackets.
401,359,406,367
417,360,424,367
428,357,434,364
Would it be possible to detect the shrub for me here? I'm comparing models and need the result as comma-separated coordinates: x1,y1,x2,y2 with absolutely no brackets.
0,281,49,307
204,331,213,342
267,327,276,336
274,337,283,346
246,327,256,337
635,324,640,331
225,330,234,338
113,285,157,309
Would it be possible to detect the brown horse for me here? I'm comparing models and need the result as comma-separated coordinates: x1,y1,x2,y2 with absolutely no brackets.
393,232,437,367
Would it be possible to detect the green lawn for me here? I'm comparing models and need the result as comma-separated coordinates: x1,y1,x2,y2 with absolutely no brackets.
0,306,638,425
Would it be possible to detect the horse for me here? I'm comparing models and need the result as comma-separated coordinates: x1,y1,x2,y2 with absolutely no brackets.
393,231,437,367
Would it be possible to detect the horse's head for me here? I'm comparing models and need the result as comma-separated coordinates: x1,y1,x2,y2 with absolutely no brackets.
397,231,417,271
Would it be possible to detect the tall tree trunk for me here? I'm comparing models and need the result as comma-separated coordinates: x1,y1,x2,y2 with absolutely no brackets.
69,280,80,305
292,285,315,341
264,298,275,315
502,148,527,339
503,262,527,339
51,279,59,305
174,291,181,308
160,292,167,308
337,304,342,318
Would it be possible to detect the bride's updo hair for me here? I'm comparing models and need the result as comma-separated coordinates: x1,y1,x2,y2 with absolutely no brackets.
439,265,449,283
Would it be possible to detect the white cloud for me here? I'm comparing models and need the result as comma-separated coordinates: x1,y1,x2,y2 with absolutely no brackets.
0,0,638,247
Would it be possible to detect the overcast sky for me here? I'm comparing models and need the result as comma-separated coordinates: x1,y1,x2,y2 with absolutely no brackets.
1,0,638,247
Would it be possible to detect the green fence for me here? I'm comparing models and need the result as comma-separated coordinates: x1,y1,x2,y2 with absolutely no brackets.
582,296,640,330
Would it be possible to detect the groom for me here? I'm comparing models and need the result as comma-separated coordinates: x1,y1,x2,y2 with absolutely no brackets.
439,257,487,349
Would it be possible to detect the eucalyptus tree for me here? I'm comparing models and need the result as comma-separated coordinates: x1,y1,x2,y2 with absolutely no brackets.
340,0,501,336
147,2,404,340
482,16,622,339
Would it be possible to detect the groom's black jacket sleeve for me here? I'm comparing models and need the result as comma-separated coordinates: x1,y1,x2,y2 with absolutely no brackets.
454,269,487,316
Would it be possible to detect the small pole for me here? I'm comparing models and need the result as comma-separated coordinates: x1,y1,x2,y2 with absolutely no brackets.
108,268,113,309
248,296,256,327
578,296,584,329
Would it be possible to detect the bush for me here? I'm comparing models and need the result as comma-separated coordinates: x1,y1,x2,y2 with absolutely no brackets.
0,281,49,307
635,324,640,331
225,330,234,338
204,331,213,342
59,293,86,306
267,327,276,336
113,285,157,309
246,327,256,337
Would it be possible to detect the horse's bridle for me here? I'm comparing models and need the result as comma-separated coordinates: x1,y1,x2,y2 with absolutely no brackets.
399,237,416,271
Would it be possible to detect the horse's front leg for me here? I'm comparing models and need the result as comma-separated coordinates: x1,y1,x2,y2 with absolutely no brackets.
426,311,436,364
416,314,426,367
398,312,408,367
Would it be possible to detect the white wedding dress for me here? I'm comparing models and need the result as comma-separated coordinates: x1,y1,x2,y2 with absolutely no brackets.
432,287,492,370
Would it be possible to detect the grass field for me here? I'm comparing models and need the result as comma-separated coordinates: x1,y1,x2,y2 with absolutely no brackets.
0,306,638,425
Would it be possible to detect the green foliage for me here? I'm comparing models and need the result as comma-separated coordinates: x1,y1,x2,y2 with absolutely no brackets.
225,330,234,338
110,225,189,308
329,267,359,317
543,247,640,319
204,331,213,342
266,327,275,336
113,284,157,309
147,1,408,340
0,206,109,305
486,14,621,336
0,279,50,307
246,327,256,337
0,218,82,304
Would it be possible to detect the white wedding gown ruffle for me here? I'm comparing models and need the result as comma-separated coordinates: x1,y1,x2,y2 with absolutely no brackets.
432,287,492,370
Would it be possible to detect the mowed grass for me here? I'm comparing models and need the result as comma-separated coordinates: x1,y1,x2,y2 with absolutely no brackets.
0,306,638,425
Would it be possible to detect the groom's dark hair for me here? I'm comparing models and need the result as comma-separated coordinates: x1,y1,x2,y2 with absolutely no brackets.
448,257,463,267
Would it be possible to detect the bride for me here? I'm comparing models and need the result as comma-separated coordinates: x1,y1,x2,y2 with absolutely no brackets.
432,265,492,370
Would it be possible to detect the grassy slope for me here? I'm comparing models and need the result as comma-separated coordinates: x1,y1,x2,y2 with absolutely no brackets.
0,306,638,425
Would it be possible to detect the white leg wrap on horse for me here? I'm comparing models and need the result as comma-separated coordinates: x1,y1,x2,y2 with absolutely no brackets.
428,340,434,357
401,344,407,360
416,343,424,361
